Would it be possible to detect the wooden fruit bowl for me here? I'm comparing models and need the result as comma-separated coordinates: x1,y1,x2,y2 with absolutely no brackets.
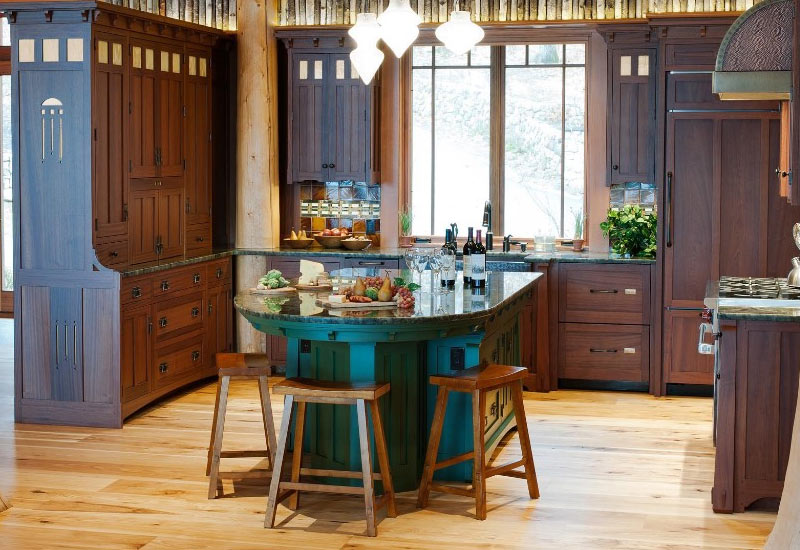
313,234,345,248
341,238,372,251
283,238,314,249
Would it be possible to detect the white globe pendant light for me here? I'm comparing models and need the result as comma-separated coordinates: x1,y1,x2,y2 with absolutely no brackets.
435,10,484,55
348,13,384,84
377,0,421,58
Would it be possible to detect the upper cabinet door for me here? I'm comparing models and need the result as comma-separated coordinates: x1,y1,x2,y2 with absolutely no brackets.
157,46,184,178
608,48,655,186
129,187,159,264
130,40,159,178
291,53,327,183
93,33,129,241
327,54,369,182
157,184,185,260
184,50,212,226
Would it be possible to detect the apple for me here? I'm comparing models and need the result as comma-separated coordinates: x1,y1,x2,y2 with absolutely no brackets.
322,229,333,236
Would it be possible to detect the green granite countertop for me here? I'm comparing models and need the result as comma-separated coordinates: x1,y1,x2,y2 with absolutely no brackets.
234,268,541,326
118,247,654,277
717,307,800,323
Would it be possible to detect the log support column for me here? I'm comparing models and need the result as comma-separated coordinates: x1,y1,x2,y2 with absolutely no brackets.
766,377,800,548
235,0,280,353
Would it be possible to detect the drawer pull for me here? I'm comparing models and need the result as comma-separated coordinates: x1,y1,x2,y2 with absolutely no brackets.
197,236,204,242
208,303,213,314
357,261,385,266
624,288,637,295
216,267,223,279
159,362,168,373
110,250,118,258
191,307,200,318
589,289,618,294
623,347,636,354
131,286,142,299
161,280,170,291
589,348,618,353
191,350,200,361
193,273,201,284
158,317,168,328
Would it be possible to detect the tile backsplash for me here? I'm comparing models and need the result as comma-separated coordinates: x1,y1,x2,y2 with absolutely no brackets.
299,181,382,245
609,182,656,211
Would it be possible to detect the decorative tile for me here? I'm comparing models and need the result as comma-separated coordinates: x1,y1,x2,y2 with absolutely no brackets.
300,184,312,200
312,184,326,200
339,218,353,230
354,184,368,200
353,219,366,233
312,217,326,231
366,219,376,235
369,234,381,246
374,219,381,232
326,218,339,229
300,217,312,231
368,185,380,201
340,186,353,200
326,182,339,201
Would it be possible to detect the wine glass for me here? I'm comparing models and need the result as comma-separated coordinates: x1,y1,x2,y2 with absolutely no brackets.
440,248,455,293
429,249,444,295
403,248,415,280
413,248,428,288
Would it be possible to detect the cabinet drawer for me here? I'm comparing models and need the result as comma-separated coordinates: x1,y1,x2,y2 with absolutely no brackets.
153,292,204,341
207,258,232,287
121,276,153,305
154,334,205,388
186,225,212,252
664,43,721,70
559,264,650,324
152,265,206,296
344,257,399,270
95,240,128,267
558,323,649,382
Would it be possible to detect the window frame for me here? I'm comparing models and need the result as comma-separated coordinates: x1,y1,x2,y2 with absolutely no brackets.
404,36,590,243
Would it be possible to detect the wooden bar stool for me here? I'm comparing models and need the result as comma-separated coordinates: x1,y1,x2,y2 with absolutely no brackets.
206,353,278,499
417,363,539,520
264,378,397,537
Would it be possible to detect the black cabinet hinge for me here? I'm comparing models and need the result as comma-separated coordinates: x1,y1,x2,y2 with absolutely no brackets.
94,218,98,231
93,128,97,141
182,158,186,171
129,159,132,172
123,203,128,221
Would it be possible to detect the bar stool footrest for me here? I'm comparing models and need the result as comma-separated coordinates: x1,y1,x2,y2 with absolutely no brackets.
485,459,526,478
299,467,383,481
219,450,271,459
217,470,273,480
281,481,366,496
429,483,475,498
433,450,475,472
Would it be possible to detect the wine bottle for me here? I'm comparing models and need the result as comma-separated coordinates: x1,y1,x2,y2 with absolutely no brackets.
463,227,475,285
441,229,457,288
472,229,487,288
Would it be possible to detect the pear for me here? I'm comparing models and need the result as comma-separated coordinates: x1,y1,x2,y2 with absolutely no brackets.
378,276,392,302
353,277,366,297
290,229,298,240
299,230,307,239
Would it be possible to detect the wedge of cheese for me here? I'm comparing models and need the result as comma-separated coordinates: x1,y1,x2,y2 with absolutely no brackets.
298,259,325,285
328,294,346,304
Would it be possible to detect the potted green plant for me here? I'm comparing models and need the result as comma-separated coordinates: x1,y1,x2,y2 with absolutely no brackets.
399,207,415,248
572,211,585,251
599,205,657,258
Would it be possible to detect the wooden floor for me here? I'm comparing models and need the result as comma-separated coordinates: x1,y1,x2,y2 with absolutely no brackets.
0,320,775,548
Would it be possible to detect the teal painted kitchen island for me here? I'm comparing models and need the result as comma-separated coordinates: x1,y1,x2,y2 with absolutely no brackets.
234,269,541,492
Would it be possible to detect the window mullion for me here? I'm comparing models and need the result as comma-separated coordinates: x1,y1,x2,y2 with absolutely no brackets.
489,46,505,239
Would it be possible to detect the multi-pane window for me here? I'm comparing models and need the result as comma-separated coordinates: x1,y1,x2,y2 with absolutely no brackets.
411,43,586,239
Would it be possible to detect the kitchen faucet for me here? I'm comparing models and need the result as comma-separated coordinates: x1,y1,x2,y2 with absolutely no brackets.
482,201,494,250
503,235,527,253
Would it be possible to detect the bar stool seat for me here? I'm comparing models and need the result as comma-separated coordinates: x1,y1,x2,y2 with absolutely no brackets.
417,363,540,520
206,353,278,499
264,377,396,537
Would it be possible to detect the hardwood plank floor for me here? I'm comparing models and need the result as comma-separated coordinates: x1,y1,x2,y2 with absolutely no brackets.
0,319,775,548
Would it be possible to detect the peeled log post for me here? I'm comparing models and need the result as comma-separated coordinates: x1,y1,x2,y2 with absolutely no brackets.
765,377,800,548
235,0,280,354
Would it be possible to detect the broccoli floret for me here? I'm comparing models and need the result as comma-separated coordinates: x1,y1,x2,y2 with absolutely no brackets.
278,277,289,287
266,269,283,280
266,278,280,289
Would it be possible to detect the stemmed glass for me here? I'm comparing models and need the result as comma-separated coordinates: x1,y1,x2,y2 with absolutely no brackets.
403,248,416,281
413,248,429,288
429,249,444,295
439,248,455,293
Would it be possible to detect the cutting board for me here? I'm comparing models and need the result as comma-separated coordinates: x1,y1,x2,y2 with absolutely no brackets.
316,297,398,310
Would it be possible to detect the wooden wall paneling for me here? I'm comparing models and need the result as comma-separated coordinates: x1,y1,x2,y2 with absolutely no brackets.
767,118,800,276
93,31,130,242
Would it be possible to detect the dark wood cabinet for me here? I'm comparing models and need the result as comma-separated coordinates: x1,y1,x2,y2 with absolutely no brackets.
129,181,184,263
608,48,656,186
129,39,160,179
93,32,129,243
285,41,377,184
207,283,234,359
121,304,151,403
661,72,800,387
157,45,184,178
184,48,213,230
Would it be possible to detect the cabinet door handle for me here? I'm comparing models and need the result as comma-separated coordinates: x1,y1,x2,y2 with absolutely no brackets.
159,362,168,373
665,171,673,248
159,317,168,328
208,302,213,314
216,268,223,279
322,163,329,168
612,164,619,170
110,250,119,258
132,286,142,299
589,289,618,294
161,280,170,291
356,261,385,266
197,236,204,242
55,322,60,365
147,316,153,334
193,273,201,284
63,322,69,362
191,307,200,318
191,350,200,361
329,163,335,169
589,348,618,353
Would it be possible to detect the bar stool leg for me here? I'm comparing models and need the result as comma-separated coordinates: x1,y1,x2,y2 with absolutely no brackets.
472,389,487,520
258,375,278,470
369,399,397,517
288,401,306,510
205,377,223,476
511,380,540,499
265,395,294,529
207,375,230,500
417,386,449,509
356,399,377,537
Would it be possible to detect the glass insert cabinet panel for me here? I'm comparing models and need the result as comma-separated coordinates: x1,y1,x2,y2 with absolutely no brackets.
410,43,586,238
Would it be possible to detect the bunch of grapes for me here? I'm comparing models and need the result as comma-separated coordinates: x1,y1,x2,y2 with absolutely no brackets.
395,287,415,309
364,276,385,289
